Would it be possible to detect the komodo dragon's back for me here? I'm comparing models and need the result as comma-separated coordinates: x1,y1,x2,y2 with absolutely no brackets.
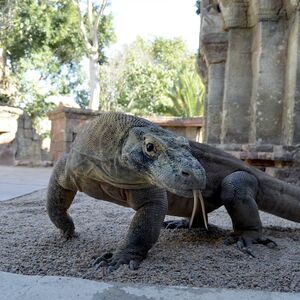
72,112,153,161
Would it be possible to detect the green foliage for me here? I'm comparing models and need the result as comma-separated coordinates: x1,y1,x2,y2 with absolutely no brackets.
97,14,116,65
100,37,204,117
4,1,82,67
195,1,201,15
166,69,205,117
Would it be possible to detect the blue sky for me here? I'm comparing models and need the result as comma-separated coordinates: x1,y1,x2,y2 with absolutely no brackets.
107,0,200,53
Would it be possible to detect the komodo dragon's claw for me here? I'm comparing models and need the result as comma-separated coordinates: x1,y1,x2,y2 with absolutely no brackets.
163,219,190,229
224,233,278,258
256,237,278,248
92,250,144,272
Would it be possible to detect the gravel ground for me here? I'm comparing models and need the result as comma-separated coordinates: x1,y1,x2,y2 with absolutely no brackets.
0,189,299,292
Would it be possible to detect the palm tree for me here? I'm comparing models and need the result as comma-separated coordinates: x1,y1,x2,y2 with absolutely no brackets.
166,69,205,117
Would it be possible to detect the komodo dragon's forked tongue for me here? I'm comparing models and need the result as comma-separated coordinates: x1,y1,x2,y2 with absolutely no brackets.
190,190,208,230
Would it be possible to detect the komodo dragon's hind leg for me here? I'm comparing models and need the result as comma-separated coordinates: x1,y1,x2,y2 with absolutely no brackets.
221,171,277,257
47,155,77,239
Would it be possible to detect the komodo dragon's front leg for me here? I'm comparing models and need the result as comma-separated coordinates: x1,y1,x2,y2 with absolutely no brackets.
93,187,168,271
47,155,77,239
221,171,276,256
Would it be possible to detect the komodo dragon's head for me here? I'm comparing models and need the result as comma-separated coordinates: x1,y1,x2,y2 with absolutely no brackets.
121,126,206,198
72,112,207,228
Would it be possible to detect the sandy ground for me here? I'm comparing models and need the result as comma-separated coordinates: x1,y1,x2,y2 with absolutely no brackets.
0,189,299,292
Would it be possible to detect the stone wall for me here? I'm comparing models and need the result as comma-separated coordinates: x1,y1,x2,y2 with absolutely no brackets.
198,0,300,175
48,106,203,161
0,105,48,165
48,107,102,161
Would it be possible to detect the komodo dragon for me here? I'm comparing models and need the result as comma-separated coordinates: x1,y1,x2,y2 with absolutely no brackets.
47,112,300,271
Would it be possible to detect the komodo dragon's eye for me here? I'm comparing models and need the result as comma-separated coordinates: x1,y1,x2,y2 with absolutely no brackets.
146,143,154,152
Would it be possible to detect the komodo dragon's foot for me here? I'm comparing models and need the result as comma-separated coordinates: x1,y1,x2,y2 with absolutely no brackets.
163,219,189,229
163,219,208,229
60,227,76,240
224,231,277,258
92,249,145,273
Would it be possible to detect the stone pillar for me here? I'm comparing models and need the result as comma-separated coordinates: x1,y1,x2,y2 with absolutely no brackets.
219,0,252,144
202,36,228,144
199,0,228,144
282,7,300,145
206,62,226,143
249,0,288,144
221,28,252,144
48,106,102,161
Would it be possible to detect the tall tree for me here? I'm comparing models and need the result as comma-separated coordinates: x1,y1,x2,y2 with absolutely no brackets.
0,0,16,103
0,0,114,118
100,37,205,116
72,0,113,110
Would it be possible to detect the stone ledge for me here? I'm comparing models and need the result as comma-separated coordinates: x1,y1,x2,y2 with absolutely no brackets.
0,105,23,116
214,143,295,171
145,116,203,127
14,160,53,167
47,105,102,118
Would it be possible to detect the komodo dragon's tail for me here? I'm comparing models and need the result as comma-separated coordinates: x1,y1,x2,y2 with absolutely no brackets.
255,171,300,223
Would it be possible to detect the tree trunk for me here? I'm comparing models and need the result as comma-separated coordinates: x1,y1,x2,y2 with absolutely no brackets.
73,0,107,110
88,52,100,110
0,47,7,90
0,47,11,103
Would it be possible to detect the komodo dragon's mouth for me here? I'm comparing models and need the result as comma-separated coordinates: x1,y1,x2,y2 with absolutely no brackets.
190,190,208,230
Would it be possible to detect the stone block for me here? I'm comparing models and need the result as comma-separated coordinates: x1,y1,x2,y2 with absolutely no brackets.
242,143,274,152
24,117,32,129
219,0,249,29
201,33,228,64
249,0,285,23
0,140,16,165
23,129,34,139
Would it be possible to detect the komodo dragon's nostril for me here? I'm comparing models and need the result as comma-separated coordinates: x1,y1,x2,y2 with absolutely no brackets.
181,170,191,177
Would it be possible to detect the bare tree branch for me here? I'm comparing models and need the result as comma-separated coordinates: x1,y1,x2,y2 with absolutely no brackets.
72,0,92,53
95,0,108,29
87,0,93,31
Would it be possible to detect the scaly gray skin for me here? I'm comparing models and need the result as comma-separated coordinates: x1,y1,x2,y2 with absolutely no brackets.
166,141,300,256
47,112,300,270
47,112,206,271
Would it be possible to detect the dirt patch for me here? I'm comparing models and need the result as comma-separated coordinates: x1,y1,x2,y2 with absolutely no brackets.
0,189,299,292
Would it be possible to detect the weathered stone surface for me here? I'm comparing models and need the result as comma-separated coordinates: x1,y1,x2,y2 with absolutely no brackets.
221,28,252,144
282,10,300,145
219,0,249,29
206,63,225,143
198,0,300,172
250,20,287,144
0,106,47,165
249,0,286,24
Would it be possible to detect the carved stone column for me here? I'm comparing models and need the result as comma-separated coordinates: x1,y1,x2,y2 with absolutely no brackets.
249,0,288,144
198,0,300,178
199,1,228,144
282,6,300,145
218,0,252,144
